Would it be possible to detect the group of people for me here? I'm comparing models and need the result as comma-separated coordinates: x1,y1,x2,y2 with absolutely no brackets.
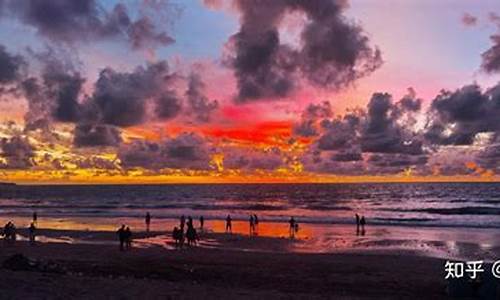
2,213,38,245
114,212,368,251
172,215,200,248
116,225,133,251
2,221,17,243
355,214,367,235
248,214,259,235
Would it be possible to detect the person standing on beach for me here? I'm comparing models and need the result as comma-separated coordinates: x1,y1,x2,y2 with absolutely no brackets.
360,216,366,235
117,225,126,251
28,222,36,245
33,211,37,225
226,214,232,233
249,215,255,235
199,216,204,231
125,226,132,250
253,214,259,234
145,212,151,233
355,213,360,235
187,216,193,229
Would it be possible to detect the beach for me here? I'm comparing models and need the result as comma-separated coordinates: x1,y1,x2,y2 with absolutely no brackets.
0,220,498,299
0,228,450,299
1,183,499,298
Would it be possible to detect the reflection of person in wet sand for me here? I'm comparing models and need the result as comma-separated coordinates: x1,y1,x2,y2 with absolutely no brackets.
360,216,366,236
226,214,232,233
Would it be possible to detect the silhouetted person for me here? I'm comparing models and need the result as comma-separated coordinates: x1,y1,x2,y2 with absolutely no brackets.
29,222,36,245
125,227,132,250
33,211,38,224
3,221,15,244
249,215,255,235
199,216,204,231
253,214,259,234
145,212,151,232
226,214,232,233
289,217,296,237
360,216,366,236
355,213,360,235
180,215,186,232
186,220,198,246
187,216,193,229
117,225,126,251
172,226,184,248
172,226,181,248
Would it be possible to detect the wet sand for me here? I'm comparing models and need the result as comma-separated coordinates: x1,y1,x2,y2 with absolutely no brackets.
1,218,499,299
0,237,449,299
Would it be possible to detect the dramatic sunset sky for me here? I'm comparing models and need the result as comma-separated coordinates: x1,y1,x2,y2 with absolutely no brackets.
1,0,500,183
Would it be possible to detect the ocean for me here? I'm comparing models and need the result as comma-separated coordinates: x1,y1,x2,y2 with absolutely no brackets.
1,182,499,229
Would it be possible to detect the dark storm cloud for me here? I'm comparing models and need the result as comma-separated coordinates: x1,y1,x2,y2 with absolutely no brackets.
317,112,361,150
2,0,174,50
185,73,219,123
367,153,427,174
224,0,382,101
293,101,333,137
73,123,122,147
331,150,362,162
223,147,285,171
300,91,426,175
0,135,35,169
0,45,25,84
360,93,423,155
118,133,213,170
424,84,500,146
21,50,85,130
90,61,180,127
17,54,219,148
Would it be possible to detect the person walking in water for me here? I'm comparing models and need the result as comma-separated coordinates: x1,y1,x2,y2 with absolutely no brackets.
226,214,232,233
117,225,126,251
360,216,366,235
199,216,204,231
145,212,151,233
28,222,36,245
249,215,255,235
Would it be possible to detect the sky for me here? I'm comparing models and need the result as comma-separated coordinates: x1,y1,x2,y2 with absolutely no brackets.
1,0,500,184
